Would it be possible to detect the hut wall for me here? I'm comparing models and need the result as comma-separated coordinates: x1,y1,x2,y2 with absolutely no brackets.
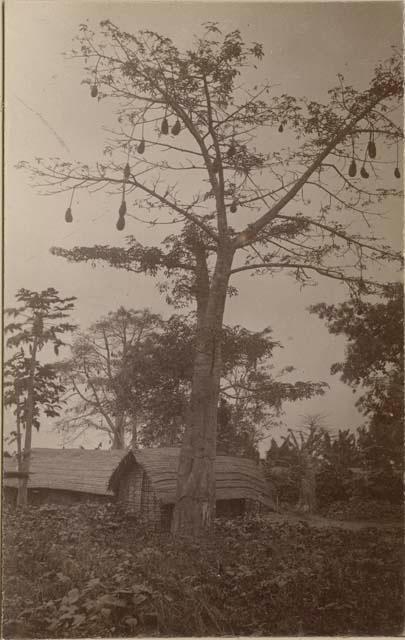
140,473,161,527
216,498,246,518
118,466,161,526
28,489,112,506
118,466,143,515
2,487,112,507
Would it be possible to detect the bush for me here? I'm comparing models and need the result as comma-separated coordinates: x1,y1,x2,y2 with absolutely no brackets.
2,503,403,637
321,499,403,522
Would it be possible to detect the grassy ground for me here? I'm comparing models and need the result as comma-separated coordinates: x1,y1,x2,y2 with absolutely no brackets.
2,502,404,637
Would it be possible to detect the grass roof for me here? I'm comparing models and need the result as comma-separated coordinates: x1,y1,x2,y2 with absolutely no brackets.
109,448,274,509
3,448,127,495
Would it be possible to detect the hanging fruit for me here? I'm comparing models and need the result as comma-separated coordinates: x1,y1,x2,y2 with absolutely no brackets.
65,207,73,223
119,201,127,217
124,163,131,180
116,216,125,231
348,159,357,178
230,201,238,213
360,166,369,179
91,85,98,98
227,143,236,158
368,138,377,159
394,167,401,179
171,119,181,136
161,117,169,135
137,140,145,155
278,123,284,133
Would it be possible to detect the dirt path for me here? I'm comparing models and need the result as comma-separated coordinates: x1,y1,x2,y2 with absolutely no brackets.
266,510,403,531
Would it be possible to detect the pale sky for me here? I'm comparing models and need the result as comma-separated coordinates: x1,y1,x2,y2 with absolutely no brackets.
4,1,403,452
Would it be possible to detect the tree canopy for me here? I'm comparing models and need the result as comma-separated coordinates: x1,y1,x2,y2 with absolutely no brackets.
311,284,403,482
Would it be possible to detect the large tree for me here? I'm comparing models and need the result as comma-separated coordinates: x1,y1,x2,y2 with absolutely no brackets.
20,23,403,534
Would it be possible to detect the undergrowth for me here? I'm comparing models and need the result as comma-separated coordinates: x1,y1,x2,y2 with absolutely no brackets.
2,502,403,637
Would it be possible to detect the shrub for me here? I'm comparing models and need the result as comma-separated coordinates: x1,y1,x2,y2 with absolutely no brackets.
2,503,403,637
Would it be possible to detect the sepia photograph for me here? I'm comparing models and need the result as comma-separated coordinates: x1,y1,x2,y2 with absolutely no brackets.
2,1,404,637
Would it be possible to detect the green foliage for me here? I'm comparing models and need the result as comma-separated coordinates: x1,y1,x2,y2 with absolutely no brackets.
4,355,66,431
311,284,403,416
4,288,77,444
121,315,326,452
322,499,403,522
58,307,325,451
267,422,403,509
311,284,404,501
5,288,76,352
2,503,403,637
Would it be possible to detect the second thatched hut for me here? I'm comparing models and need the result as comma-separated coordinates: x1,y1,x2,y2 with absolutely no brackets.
108,447,274,530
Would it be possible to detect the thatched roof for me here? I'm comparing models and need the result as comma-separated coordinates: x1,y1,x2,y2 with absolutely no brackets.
3,449,127,495
108,448,274,509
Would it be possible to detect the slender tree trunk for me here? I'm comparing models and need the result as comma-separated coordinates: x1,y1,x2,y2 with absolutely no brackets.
15,385,24,498
131,419,137,450
18,336,38,507
297,451,317,513
172,246,234,537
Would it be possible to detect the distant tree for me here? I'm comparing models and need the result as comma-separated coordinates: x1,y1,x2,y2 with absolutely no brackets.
311,284,403,501
122,315,326,453
266,422,328,512
316,429,360,507
4,288,76,505
311,285,403,456
20,22,403,534
218,329,327,457
57,307,162,449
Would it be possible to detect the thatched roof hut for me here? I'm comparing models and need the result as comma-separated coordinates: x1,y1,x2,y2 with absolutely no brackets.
3,448,274,527
108,448,274,529
3,448,127,505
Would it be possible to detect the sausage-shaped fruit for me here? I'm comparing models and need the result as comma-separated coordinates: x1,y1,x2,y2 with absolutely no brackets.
360,166,369,179
161,118,169,135
171,119,181,136
116,216,125,231
348,160,357,178
119,201,127,217
368,140,377,159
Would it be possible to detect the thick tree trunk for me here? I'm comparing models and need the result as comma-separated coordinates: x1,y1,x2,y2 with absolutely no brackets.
172,247,234,537
111,413,126,449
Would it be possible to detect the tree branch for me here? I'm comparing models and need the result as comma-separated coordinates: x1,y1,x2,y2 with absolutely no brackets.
233,91,398,249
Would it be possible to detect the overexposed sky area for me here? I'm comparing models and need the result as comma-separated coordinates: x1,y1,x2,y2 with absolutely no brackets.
4,1,403,451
